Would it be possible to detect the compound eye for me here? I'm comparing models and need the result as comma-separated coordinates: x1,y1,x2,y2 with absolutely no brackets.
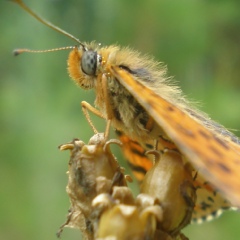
81,50,97,76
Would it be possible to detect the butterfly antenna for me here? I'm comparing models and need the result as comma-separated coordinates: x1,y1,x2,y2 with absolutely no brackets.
13,46,76,56
11,0,87,50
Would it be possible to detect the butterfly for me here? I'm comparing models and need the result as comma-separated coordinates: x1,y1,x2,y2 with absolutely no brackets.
13,0,240,224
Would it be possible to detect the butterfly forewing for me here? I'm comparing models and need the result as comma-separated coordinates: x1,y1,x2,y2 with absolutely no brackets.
110,66,240,207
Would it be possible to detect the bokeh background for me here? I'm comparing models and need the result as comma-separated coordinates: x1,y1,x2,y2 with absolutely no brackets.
1,0,240,239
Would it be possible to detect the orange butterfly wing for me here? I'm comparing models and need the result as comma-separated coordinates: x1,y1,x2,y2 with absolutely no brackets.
116,130,153,182
110,66,240,207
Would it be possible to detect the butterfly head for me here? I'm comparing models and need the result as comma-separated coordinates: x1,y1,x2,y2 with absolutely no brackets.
67,44,103,89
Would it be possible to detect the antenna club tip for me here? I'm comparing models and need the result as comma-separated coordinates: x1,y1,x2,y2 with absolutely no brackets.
13,49,22,56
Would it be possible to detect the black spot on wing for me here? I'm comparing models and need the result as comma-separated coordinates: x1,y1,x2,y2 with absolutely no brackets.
176,124,195,137
186,108,240,145
119,65,152,82
209,146,223,158
145,143,154,149
207,196,214,203
217,162,231,173
200,201,212,211
127,161,147,175
213,135,229,150
167,106,175,112
131,146,145,157
198,130,211,139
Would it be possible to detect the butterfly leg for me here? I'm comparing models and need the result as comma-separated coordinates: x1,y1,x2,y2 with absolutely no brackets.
81,101,105,134
81,72,114,136
81,101,112,141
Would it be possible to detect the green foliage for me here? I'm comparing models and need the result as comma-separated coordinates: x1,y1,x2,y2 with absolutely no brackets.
1,0,240,239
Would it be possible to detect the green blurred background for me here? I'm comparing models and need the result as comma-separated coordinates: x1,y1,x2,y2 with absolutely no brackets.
1,0,240,239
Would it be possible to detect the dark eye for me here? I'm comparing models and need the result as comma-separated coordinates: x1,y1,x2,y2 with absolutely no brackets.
81,51,97,76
